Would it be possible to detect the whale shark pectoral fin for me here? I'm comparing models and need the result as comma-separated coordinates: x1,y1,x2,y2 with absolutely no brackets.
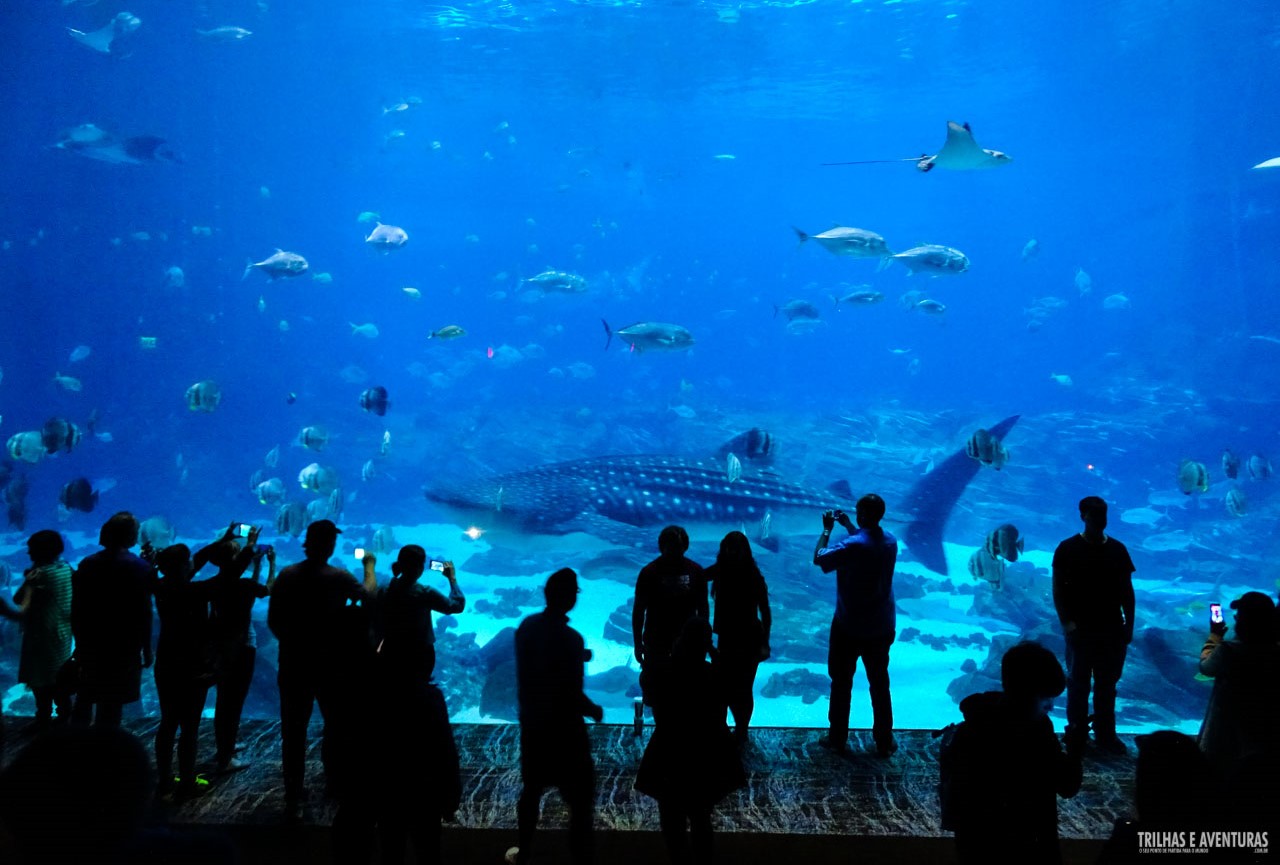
901,414,1020,576
827,479,854,501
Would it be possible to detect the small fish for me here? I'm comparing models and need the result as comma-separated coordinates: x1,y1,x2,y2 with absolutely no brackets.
59,477,99,513
365,223,409,251
69,345,92,363
429,325,467,340
726,453,743,484
773,300,822,322
196,26,253,41
915,299,947,315
185,379,221,412
350,322,380,339
6,432,45,464
380,430,391,457
298,425,329,451
40,418,82,454
792,225,892,264
1248,454,1273,480
835,289,884,305
298,462,339,494
265,445,280,468
356,212,381,224
1222,449,1241,480
984,523,1024,562
162,267,185,290
892,245,969,276
53,372,82,392
602,320,694,353
312,272,333,284
244,249,309,281
1074,267,1093,296
523,271,588,294
1225,487,1248,517
255,477,286,505
361,460,378,482
257,296,267,313
402,287,422,299
1049,373,1073,386
965,428,1010,471
968,548,1005,586
359,386,390,416
1102,293,1131,311
1020,238,1040,262
668,404,696,419
1177,459,1210,495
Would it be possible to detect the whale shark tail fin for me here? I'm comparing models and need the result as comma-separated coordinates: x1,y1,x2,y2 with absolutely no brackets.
902,414,1020,575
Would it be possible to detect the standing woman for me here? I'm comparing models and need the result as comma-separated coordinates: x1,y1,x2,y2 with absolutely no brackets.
9,531,75,728
704,531,771,745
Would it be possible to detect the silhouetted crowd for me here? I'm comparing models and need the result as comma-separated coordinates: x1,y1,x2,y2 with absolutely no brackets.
0,497,1276,865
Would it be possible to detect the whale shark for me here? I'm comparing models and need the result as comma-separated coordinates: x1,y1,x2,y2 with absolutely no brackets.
425,416,1019,575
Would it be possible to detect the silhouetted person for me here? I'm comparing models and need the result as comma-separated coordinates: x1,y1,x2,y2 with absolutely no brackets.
370,546,464,865
1198,591,1279,830
944,641,1083,865
813,495,898,756
506,568,603,865
1096,731,1219,865
198,523,273,773
0,726,237,864
635,618,744,864
633,526,708,720
1052,496,1136,753
268,519,375,821
71,512,154,728
3,530,74,728
704,531,771,745
372,545,465,683
151,543,217,799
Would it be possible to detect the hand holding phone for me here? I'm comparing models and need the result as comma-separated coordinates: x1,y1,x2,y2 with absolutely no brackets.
234,523,253,538
1209,602,1227,636
429,559,446,573
354,548,366,560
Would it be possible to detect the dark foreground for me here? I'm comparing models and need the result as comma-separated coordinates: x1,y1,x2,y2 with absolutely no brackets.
3,718,1131,864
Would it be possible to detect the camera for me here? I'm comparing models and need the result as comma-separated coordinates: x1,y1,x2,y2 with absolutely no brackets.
430,559,446,572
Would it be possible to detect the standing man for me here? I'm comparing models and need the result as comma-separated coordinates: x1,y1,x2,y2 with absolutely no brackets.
632,526,708,720
71,512,154,728
267,520,375,821
1052,496,1136,754
813,494,898,757
506,568,603,865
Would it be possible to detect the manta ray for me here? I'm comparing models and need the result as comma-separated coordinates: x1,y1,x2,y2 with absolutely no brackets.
426,417,1019,576
67,12,141,54
825,121,1012,172
52,124,177,165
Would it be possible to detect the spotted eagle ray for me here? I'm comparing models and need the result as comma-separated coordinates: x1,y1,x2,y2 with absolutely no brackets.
823,121,1012,173
426,417,1018,576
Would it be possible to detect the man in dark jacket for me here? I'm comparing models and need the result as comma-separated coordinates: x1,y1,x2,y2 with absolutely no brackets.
945,641,1083,865
267,520,374,821
71,512,154,728
632,526,707,721
506,568,603,865
1052,496,1136,753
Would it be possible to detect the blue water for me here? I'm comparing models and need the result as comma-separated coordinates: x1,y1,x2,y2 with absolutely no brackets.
2,1,1279,733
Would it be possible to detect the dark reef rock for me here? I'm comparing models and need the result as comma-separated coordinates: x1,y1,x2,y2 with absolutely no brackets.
761,668,829,705
473,587,543,620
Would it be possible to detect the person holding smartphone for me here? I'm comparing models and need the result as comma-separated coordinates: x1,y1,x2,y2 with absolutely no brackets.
1197,592,1278,774
196,522,275,774
370,545,465,683
366,545,465,864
